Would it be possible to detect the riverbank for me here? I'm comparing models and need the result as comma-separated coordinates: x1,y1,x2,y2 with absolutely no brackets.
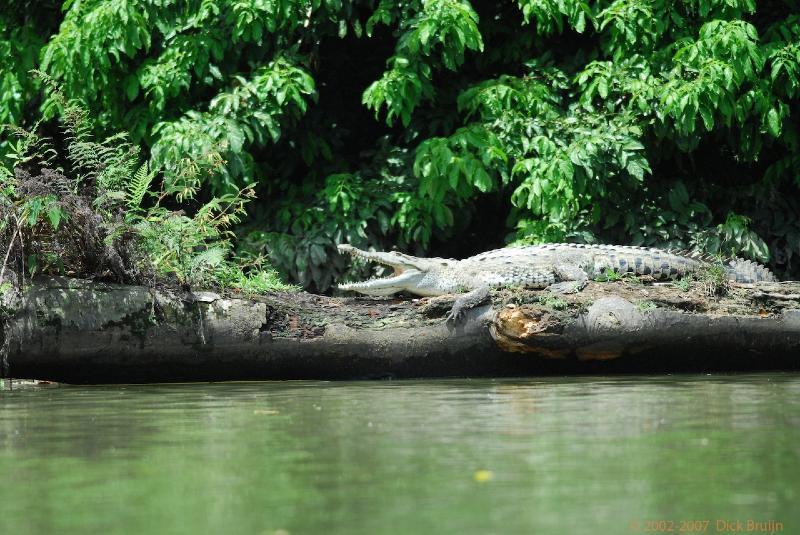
2,276,800,383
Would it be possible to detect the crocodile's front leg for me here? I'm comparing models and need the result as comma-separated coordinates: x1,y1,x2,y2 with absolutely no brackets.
546,264,589,294
445,285,491,324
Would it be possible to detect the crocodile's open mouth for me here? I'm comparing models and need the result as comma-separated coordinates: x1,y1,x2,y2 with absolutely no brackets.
337,244,425,296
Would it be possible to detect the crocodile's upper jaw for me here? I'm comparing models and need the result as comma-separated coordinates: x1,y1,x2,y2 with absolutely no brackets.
337,244,434,296
337,270,426,296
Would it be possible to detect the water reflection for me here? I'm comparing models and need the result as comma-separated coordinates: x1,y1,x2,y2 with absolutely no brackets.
1,374,798,534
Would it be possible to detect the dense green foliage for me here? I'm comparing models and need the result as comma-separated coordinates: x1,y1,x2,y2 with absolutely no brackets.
2,0,799,290
0,76,295,293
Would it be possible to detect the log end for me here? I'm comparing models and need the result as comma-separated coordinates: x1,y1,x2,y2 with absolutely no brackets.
490,306,568,357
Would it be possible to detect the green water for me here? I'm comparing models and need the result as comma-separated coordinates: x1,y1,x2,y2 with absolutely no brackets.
1,375,798,535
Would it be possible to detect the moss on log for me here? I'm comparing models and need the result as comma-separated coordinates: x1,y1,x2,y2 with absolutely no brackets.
2,277,799,383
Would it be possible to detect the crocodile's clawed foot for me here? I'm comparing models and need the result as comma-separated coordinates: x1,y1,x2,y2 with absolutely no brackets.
444,307,464,325
445,285,491,327
445,301,470,325
546,280,588,294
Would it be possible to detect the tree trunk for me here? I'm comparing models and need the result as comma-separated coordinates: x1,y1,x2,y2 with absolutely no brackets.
2,277,800,383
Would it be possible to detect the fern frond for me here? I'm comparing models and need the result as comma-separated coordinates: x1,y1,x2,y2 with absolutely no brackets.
3,121,59,170
40,72,122,190
98,144,140,192
126,162,156,211
67,141,102,183
190,247,228,269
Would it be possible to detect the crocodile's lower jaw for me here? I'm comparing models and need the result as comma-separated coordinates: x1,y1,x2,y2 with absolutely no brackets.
338,268,427,296
337,282,402,296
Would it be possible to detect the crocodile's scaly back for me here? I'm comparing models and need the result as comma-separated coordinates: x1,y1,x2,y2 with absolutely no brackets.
511,243,703,280
483,244,777,284
462,243,706,287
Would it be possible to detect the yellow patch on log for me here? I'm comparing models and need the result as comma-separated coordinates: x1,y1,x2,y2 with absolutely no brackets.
490,307,568,357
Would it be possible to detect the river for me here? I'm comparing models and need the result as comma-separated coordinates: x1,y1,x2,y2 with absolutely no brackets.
1,374,798,534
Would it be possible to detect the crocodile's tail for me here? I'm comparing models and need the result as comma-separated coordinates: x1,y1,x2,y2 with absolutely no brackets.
725,258,777,283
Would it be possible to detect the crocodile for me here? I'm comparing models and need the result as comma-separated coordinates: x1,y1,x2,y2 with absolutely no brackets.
337,243,776,321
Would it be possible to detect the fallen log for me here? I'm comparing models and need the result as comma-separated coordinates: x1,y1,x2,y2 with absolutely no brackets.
1,277,799,383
